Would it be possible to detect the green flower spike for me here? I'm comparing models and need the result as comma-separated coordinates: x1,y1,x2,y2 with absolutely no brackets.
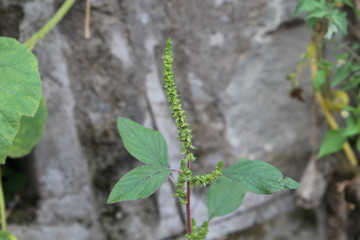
163,39,195,161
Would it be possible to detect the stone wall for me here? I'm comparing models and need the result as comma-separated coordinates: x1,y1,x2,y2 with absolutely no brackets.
1,0,313,239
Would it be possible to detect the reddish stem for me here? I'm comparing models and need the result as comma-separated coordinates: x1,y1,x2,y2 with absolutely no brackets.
186,161,192,235
170,168,185,174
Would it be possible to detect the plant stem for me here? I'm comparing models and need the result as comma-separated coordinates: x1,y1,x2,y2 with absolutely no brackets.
23,0,77,50
170,168,184,174
84,0,91,38
186,161,192,236
0,168,7,230
309,34,358,166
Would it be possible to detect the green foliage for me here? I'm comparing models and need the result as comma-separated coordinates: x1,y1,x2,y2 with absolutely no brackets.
318,129,347,158
0,230,17,240
109,39,300,239
294,0,348,39
332,62,352,87
207,176,246,219
189,161,223,187
315,52,360,157
117,117,168,167
185,219,209,240
206,160,300,219
0,37,42,164
314,69,328,90
175,161,188,204
313,59,332,90
292,0,360,161
8,98,47,158
223,159,300,194
107,165,171,203
163,39,195,159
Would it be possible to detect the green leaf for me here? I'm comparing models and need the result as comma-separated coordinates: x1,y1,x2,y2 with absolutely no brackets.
281,177,301,189
0,37,42,164
314,69,327,90
223,159,300,194
8,97,47,158
331,10,347,34
306,8,328,19
107,165,171,203
206,176,246,219
0,230,17,240
117,117,168,167
332,63,351,87
318,129,346,158
294,0,322,15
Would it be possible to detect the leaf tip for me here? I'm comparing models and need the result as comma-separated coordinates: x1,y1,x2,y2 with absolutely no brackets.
282,177,301,189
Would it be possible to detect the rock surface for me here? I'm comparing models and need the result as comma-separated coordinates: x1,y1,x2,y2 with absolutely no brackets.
1,0,314,239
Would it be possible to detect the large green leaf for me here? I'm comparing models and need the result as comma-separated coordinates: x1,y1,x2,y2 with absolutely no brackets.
0,37,42,164
223,159,300,194
8,97,47,158
0,230,17,240
206,176,246,219
117,117,168,167
318,129,346,158
107,165,171,203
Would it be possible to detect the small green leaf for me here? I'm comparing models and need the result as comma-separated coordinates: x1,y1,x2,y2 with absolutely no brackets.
314,69,327,90
107,165,171,203
206,176,246,219
318,129,346,158
8,97,47,158
223,159,300,194
0,37,42,164
294,0,321,15
281,177,301,189
331,10,347,34
332,63,351,87
117,117,168,167
306,8,328,19
0,230,17,240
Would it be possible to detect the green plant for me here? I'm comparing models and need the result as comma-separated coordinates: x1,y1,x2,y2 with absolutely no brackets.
107,39,300,239
0,0,76,238
290,0,360,165
0,35,42,240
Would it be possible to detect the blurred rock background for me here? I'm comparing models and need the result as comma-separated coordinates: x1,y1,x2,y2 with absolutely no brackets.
0,0,317,239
